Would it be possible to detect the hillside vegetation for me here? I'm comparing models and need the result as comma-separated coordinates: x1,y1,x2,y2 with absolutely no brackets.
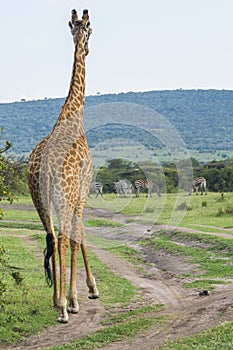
0,90,233,161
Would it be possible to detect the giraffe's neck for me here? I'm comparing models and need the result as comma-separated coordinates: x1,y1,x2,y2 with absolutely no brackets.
60,34,86,119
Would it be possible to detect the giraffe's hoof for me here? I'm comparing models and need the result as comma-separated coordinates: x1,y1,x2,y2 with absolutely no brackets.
88,290,99,299
67,305,80,314
87,278,99,299
57,316,69,323
88,294,99,300
57,309,69,323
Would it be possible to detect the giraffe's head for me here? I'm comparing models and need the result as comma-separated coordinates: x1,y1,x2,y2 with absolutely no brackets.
68,9,92,55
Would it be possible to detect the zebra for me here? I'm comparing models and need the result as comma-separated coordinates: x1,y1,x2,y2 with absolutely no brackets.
113,179,132,198
134,179,161,197
89,182,103,198
189,177,207,195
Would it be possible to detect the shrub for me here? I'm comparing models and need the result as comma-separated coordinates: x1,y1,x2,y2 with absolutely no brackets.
176,201,192,211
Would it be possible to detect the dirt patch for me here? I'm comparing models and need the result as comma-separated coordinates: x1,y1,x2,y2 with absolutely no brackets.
142,247,199,276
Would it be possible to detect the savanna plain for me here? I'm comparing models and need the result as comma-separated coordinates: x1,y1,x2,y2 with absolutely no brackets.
1,192,233,349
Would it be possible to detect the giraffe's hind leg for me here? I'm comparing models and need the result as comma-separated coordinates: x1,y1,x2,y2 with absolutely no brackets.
81,241,99,299
57,233,69,323
69,211,99,305
67,238,80,314
72,199,99,300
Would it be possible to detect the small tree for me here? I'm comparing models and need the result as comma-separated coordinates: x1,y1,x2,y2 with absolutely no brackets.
0,128,15,218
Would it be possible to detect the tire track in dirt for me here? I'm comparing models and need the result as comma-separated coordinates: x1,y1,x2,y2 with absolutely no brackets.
99,287,233,350
90,243,191,308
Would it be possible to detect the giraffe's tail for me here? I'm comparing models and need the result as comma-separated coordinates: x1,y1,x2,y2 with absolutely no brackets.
44,233,54,287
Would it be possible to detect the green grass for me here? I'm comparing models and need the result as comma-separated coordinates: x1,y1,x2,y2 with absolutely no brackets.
181,224,233,235
86,234,122,249
184,279,226,289
5,192,233,231
87,193,146,216
84,219,123,227
1,208,40,221
11,196,34,205
158,321,233,350
101,304,164,325
107,245,144,268
0,235,57,346
87,192,233,230
88,251,137,308
0,221,43,230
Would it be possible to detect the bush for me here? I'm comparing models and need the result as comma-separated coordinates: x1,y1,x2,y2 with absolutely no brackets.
176,201,192,211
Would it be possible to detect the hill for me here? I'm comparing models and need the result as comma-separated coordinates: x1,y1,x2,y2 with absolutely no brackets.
0,89,233,162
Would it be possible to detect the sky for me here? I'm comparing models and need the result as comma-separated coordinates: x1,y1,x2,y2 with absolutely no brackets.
1,0,233,103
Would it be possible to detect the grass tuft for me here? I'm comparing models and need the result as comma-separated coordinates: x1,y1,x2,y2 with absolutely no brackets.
84,219,123,228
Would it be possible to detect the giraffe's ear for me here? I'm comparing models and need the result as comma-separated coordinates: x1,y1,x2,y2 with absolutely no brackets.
68,21,73,30
88,27,93,36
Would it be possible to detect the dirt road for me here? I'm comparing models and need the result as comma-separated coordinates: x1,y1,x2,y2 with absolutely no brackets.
4,206,233,350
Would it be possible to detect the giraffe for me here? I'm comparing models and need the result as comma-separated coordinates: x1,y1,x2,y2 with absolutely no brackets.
27,8,99,323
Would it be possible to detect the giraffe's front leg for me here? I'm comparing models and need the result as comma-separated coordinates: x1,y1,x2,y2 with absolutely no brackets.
67,239,80,314
58,234,69,323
